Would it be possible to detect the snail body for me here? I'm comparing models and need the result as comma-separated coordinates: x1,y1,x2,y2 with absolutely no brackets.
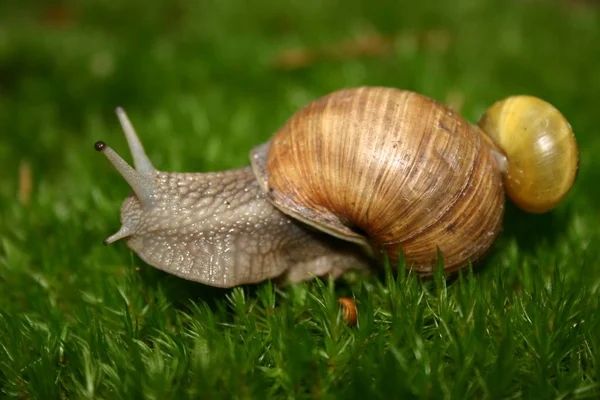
96,87,578,287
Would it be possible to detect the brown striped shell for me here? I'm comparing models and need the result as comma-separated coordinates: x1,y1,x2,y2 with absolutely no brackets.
251,86,505,275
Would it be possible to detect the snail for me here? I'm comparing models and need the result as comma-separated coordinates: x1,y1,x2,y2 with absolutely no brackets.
95,87,578,288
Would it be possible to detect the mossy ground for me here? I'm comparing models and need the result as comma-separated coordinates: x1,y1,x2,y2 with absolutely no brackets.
1,0,599,398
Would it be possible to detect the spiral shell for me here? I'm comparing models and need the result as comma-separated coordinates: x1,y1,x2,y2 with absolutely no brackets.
477,96,579,213
252,87,505,275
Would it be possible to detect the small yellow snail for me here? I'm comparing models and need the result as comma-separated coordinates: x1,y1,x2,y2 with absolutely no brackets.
95,87,578,287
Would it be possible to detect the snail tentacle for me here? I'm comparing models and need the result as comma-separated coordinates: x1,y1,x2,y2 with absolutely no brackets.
103,225,132,245
95,141,156,208
115,107,156,177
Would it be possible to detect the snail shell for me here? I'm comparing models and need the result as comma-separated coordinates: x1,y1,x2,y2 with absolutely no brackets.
252,87,505,275
477,95,578,213
97,86,578,286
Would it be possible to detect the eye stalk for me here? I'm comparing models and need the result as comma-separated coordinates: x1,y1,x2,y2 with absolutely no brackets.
94,107,157,210
94,141,106,151
95,108,162,244
115,107,155,177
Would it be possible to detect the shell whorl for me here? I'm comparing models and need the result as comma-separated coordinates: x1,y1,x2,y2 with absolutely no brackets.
477,96,579,213
255,87,505,275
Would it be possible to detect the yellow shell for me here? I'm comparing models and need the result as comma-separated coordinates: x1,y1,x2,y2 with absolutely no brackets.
478,96,579,213
255,87,505,275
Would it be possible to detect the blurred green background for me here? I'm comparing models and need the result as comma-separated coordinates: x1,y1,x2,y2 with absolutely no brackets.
1,0,599,398
1,0,598,179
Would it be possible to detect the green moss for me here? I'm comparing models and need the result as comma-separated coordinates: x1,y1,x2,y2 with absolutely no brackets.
1,0,599,398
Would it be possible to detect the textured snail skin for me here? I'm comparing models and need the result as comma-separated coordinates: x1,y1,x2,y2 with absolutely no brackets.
96,110,371,287
256,87,505,275
114,168,370,287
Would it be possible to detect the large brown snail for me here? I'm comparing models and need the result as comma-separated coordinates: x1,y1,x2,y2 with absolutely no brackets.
95,86,578,288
